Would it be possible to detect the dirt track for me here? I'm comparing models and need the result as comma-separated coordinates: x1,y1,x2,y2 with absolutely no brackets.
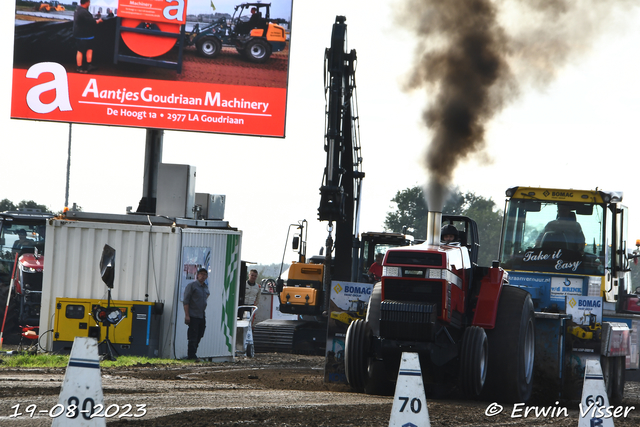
0,353,639,426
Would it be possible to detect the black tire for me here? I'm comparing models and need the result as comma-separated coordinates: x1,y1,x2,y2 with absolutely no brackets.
196,37,222,58
345,319,367,392
604,356,625,406
246,343,255,358
601,355,612,396
244,39,271,63
483,286,535,403
459,326,488,398
0,286,21,345
364,358,394,396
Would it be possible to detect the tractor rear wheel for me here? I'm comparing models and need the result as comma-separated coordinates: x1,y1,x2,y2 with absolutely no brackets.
483,285,535,403
196,37,222,58
345,319,368,392
244,39,271,63
459,326,488,398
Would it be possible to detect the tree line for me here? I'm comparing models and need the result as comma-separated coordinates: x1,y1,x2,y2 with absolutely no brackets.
0,199,52,213
383,186,503,266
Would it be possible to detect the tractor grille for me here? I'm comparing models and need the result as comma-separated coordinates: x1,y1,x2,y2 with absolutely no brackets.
383,279,442,306
386,251,443,266
23,272,43,291
380,300,437,342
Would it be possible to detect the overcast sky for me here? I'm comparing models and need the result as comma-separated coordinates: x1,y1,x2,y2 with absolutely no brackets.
4,1,640,267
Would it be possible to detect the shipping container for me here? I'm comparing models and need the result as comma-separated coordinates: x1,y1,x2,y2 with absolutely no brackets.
39,212,242,360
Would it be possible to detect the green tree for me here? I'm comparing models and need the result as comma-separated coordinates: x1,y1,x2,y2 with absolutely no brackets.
384,186,429,239
17,200,52,213
1,199,52,213
384,186,503,265
0,199,16,212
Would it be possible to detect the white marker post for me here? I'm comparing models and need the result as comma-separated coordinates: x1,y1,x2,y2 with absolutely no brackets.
578,359,614,427
389,352,430,427
52,337,106,426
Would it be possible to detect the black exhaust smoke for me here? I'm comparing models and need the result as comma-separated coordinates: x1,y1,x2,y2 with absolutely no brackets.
398,0,635,210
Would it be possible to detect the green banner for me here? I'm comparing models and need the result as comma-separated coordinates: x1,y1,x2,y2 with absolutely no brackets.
222,234,240,352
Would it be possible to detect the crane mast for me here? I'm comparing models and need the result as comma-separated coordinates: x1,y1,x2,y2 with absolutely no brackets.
318,16,364,282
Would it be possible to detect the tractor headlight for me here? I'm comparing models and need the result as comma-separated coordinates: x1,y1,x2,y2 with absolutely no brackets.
383,266,400,277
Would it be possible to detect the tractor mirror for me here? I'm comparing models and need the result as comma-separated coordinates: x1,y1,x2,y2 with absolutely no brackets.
523,201,541,212
100,244,116,289
292,236,299,251
576,204,594,215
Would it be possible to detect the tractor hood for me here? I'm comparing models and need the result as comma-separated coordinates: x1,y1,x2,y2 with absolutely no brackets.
19,253,45,272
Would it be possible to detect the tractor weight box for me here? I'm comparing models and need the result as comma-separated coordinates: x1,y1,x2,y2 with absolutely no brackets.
53,298,162,357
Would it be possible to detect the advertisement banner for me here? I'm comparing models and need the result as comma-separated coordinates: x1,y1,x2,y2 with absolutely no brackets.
180,246,211,301
324,280,374,384
11,0,292,137
118,0,188,24
566,296,603,353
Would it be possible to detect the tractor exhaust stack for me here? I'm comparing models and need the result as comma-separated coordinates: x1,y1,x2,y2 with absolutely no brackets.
426,211,442,246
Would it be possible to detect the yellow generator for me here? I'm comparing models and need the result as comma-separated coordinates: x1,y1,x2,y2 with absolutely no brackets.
279,261,324,315
53,298,163,357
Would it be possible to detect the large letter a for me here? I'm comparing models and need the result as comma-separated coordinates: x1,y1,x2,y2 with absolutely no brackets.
26,62,72,114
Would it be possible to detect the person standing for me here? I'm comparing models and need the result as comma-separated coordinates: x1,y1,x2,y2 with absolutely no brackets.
367,253,384,283
245,269,260,307
73,0,102,73
183,268,210,360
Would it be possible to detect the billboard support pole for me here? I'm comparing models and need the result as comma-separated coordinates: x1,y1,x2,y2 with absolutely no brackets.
137,129,164,214
65,123,72,209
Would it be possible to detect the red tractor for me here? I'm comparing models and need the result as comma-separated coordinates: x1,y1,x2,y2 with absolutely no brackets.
344,212,536,402
0,210,52,345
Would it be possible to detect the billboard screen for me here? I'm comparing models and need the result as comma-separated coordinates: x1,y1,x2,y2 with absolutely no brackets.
11,0,292,137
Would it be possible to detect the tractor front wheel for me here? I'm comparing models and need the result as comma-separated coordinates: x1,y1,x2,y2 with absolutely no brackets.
483,285,535,403
196,37,222,58
459,326,488,398
244,39,271,63
345,319,368,392
364,358,394,396
603,355,626,405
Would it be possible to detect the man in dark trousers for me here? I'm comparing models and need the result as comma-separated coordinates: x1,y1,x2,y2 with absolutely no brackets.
73,0,103,73
183,268,210,360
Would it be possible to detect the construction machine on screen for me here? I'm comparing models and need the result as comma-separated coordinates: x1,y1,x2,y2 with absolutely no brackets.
344,186,638,404
34,1,65,12
188,2,287,63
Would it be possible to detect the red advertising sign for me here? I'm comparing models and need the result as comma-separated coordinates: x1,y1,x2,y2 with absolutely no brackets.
118,0,187,25
11,0,292,137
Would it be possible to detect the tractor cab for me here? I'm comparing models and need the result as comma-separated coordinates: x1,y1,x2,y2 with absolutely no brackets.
233,3,271,35
0,211,49,285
